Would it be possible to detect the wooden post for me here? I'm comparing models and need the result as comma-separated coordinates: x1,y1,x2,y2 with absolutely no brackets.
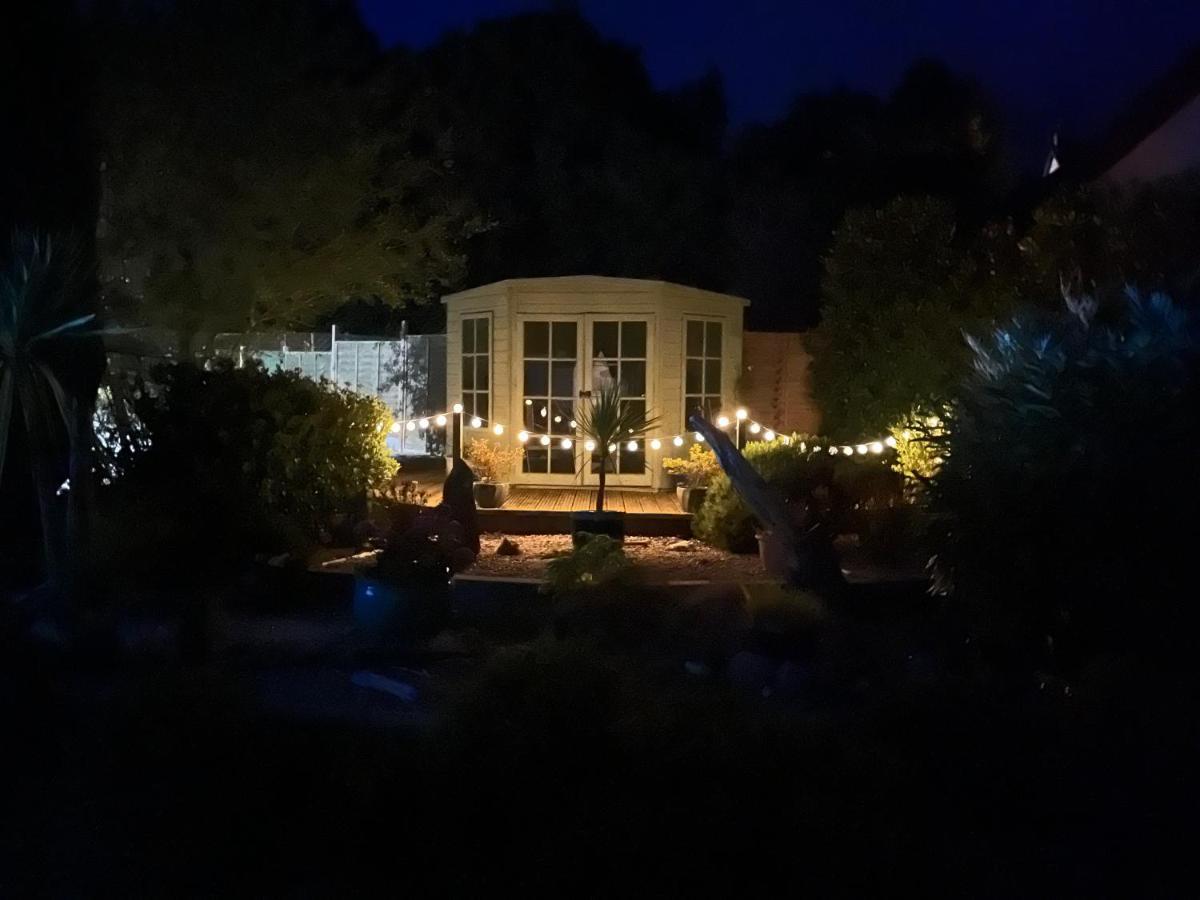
452,409,463,461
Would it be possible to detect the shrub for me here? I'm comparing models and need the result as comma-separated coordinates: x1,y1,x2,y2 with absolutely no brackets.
544,533,637,597
661,443,721,487
928,292,1200,663
463,437,524,483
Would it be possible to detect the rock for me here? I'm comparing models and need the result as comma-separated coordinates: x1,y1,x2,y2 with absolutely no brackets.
666,539,696,552
624,537,650,547
727,650,774,693
496,537,521,556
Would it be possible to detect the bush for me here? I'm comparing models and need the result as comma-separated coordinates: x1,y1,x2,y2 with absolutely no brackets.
661,443,721,487
98,359,397,574
692,437,903,552
544,533,637,597
928,292,1200,663
463,437,524,483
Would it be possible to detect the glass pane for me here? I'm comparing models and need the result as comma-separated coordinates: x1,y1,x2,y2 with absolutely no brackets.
524,448,548,474
684,396,704,423
685,359,703,394
525,321,549,358
701,396,720,422
476,318,489,352
705,359,722,394
619,448,645,475
462,356,475,390
462,318,475,353
621,360,646,398
592,358,617,389
552,322,577,359
705,322,722,358
475,356,489,390
524,361,548,397
475,394,488,421
550,448,575,474
551,361,575,398
551,399,574,435
591,450,616,475
593,321,619,359
686,320,704,357
524,402,541,430
621,321,647,358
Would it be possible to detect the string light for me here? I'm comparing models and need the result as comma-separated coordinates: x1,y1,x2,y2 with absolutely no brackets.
470,416,482,429
716,415,730,428
841,446,853,455
406,420,416,432
560,438,573,450
435,414,447,427
673,436,684,447
856,445,867,455
568,419,576,429
608,443,618,453
830,446,838,455
870,442,884,454
694,432,704,442
493,424,504,436
390,422,401,434
764,430,775,442
553,415,561,423
518,431,529,443
749,423,760,434
418,418,430,430
627,440,638,452
539,435,551,446
885,436,897,448
585,440,596,452
736,408,748,421
452,402,463,414
650,438,661,450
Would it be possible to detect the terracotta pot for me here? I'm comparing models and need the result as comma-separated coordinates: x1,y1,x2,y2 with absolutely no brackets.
472,481,510,508
757,529,796,580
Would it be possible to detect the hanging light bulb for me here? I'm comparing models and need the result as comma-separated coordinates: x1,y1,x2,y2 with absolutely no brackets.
841,446,853,455
673,435,684,447
716,415,730,428
390,422,401,434
736,408,748,421
626,440,637,452
518,431,529,443
608,443,618,453
885,436,898,448
694,432,705,442
764,430,775,442
539,406,547,418
650,438,661,450
812,445,821,453
470,416,482,429
418,418,430,430
524,399,533,406
869,441,884,454
560,438,572,450
553,415,561,423
799,442,807,452
568,420,576,429
406,420,416,432
856,445,867,455
493,424,504,436
749,423,761,434
829,446,839,455
452,402,463,414
539,435,551,446
584,439,596,452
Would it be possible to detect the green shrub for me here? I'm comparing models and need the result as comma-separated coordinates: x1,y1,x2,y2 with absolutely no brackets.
929,292,1200,662
544,533,637,597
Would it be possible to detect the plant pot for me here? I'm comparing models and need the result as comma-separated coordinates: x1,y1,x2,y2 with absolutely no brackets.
676,485,708,514
757,529,797,581
472,481,510,509
570,510,625,543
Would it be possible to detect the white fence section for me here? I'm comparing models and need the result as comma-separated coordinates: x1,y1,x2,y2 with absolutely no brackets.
212,330,447,456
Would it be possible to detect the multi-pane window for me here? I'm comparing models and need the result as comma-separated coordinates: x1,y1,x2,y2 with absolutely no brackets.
460,316,490,423
523,321,578,474
684,320,722,425
591,320,647,476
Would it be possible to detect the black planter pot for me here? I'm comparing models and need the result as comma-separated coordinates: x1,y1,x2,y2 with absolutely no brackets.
570,510,626,543
472,481,510,509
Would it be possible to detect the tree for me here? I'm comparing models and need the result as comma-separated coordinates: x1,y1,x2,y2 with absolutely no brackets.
574,381,659,513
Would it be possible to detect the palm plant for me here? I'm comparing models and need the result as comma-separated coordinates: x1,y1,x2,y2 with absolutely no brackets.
573,380,660,513
0,233,106,596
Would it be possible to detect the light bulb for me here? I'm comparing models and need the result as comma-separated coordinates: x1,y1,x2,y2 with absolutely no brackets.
568,420,576,429
673,436,684,447
869,442,884,454
841,446,853,455
694,432,704,442
539,406,547,418
764,430,775,442
627,440,637,452
525,399,533,406
539,435,550,446
435,414,447,427
830,446,839,455
735,408,748,421
584,440,596,452
560,438,572,450
553,415,561,423
470,416,482,429
749,423,761,434
418,418,430,430
493,424,504,436
856,445,867,455
885,436,897,448
452,402,463,414
650,438,661,450
608,443,618,453
406,420,416,432
518,431,529,443
717,415,730,428
390,422,401,434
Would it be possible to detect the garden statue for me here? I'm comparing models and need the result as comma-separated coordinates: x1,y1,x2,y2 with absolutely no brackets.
442,456,481,554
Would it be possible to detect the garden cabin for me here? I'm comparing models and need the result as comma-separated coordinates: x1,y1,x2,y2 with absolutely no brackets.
444,276,748,490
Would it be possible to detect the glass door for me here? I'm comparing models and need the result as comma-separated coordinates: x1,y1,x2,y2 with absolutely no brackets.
520,319,580,480
583,318,651,487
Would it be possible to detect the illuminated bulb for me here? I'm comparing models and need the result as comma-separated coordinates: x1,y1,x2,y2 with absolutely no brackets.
435,415,447,427
525,399,533,406
749,423,761,434
830,446,839,455
869,442,884,454
694,432,705,442
560,438,572,450
584,440,596,452
539,406,547,418
673,436,684,447
553,415,561,423
926,416,941,428
717,415,730,428
856,445,867,455
799,442,807,451
418,418,430,430
764,430,776,442
885,436,897,448
608,443,618,453
452,402,463,414
568,420,576,429
841,446,853,455
627,440,637,452
736,408,748,421
518,431,529,443
470,416,482,429
493,424,504,436
406,420,416,432
812,445,821,453
650,438,661,450
390,422,401,434
539,435,550,447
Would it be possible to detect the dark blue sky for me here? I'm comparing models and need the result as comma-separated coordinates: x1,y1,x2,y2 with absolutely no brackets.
359,0,1200,165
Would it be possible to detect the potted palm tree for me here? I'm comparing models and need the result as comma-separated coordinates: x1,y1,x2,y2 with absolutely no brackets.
571,381,660,542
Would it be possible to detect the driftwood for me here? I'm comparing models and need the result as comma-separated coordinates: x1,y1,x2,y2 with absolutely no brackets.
688,415,844,591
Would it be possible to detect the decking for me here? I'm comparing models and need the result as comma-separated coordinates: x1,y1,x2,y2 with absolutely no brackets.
477,486,691,537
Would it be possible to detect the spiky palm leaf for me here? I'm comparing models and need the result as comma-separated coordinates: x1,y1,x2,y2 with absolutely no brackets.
573,380,661,512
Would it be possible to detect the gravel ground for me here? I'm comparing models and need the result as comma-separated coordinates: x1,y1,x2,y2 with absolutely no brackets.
468,533,767,582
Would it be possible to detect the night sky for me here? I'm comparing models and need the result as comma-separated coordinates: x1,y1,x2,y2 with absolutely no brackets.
359,0,1200,168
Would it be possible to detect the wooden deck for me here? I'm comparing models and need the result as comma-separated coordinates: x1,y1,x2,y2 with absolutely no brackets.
477,486,691,537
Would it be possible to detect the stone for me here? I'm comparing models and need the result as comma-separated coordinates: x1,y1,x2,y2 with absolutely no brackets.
496,537,521,556
666,539,696,552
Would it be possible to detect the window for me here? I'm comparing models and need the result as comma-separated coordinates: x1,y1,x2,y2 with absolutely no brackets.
523,321,578,474
684,320,722,425
460,316,490,423
591,320,647,476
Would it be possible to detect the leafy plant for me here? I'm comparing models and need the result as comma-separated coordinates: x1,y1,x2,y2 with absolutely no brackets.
573,380,660,512
662,443,721,488
889,408,948,483
464,437,524,483
928,291,1200,664
544,533,637,598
